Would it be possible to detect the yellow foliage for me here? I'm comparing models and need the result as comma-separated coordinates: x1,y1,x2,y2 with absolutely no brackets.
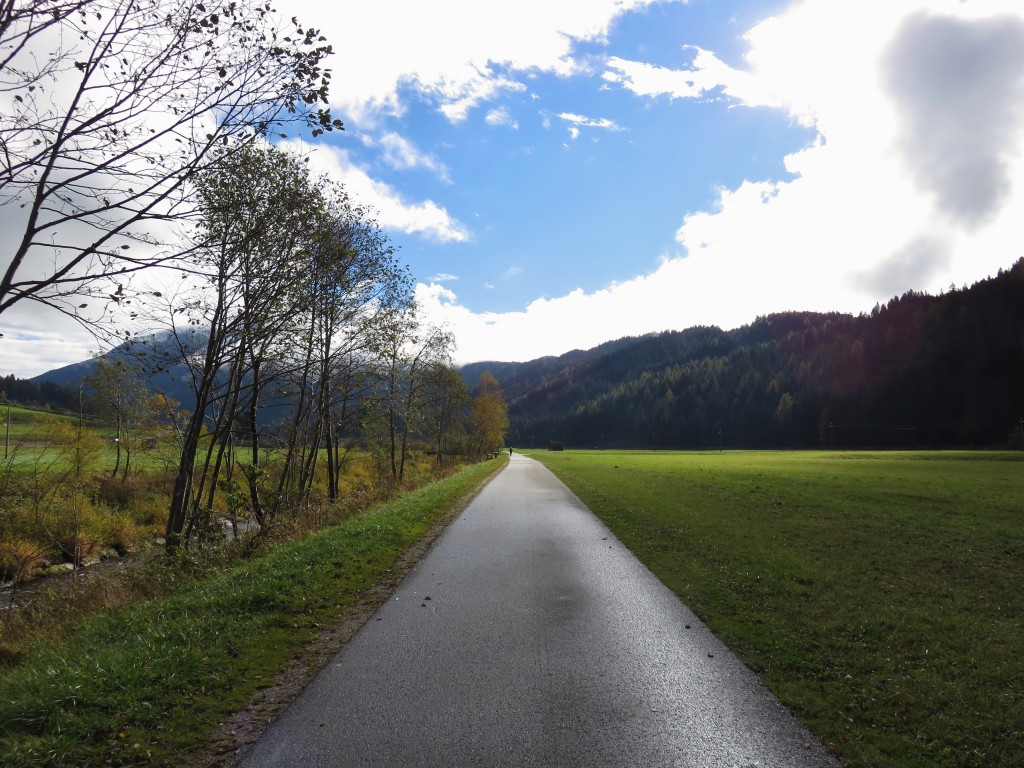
94,512,144,555
0,538,49,581
45,492,104,564
470,372,509,455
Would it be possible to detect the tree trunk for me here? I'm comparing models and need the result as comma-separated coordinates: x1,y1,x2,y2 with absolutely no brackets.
247,359,264,525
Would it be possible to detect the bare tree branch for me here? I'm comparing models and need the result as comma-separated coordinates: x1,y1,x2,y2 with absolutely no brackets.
0,0,342,333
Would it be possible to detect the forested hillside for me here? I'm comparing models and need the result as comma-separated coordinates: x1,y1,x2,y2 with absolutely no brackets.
13,260,1024,450
471,259,1024,450
0,375,79,412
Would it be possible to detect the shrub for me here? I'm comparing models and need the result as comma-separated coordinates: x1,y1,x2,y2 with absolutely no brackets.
93,512,144,555
47,493,104,565
0,538,50,582
94,475,138,509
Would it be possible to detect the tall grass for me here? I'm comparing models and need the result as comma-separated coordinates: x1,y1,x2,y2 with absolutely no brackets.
529,449,1024,768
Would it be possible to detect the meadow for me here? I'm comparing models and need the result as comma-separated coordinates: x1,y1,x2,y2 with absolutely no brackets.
526,449,1023,768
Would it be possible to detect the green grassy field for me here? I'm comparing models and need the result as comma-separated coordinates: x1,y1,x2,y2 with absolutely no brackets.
526,449,1023,768
0,409,371,473
1,405,82,439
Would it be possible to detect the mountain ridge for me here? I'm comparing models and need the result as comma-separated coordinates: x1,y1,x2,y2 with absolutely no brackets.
15,260,1024,450
485,261,1024,449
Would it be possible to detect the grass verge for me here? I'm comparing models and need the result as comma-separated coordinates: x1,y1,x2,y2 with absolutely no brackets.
0,456,507,767
527,449,1023,768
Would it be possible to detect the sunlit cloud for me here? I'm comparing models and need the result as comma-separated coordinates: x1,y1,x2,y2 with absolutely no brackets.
557,112,624,131
603,49,773,108
558,112,622,142
293,0,671,123
284,141,471,244
439,75,526,123
485,106,520,130
375,132,452,183
418,0,1024,364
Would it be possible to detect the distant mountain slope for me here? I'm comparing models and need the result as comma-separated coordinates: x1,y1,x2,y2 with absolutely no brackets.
27,357,101,389
26,330,207,411
479,260,1024,450
23,259,1024,449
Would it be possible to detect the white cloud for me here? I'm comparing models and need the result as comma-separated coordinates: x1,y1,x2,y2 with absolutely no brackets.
557,112,624,131
429,273,460,283
485,106,520,130
284,141,470,244
417,261,733,364
421,0,1024,364
290,0,671,124
603,49,774,109
376,132,452,183
439,76,526,124
558,111,623,141
665,0,1024,300
0,304,99,379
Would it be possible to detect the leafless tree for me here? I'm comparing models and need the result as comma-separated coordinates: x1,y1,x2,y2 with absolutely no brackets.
421,364,469,469
0,0,341,333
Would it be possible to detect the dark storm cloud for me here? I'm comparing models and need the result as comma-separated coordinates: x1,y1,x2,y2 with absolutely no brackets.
853,236,950,298
883,12,1024,228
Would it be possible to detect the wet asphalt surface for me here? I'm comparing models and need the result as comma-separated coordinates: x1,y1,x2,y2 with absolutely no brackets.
237,454,840,767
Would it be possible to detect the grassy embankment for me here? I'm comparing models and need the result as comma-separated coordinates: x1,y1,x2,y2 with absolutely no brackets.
527,449,1022,768
0,455,507,767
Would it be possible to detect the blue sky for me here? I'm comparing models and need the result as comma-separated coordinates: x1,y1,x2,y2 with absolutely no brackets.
5,0,1024,376
324,0,810,314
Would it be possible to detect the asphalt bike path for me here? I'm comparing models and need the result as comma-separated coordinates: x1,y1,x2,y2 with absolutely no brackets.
238,453,839,767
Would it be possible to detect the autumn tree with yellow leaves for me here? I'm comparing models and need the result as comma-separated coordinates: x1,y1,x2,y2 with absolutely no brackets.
468,372,509,458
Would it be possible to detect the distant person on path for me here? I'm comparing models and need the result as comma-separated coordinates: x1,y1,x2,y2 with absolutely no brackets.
509,448,513,456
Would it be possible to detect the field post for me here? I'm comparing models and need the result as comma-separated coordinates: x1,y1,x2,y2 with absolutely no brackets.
4,401,9,459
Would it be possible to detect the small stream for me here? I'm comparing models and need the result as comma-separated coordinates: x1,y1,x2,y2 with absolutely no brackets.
1,517,257,612
1,555,132,612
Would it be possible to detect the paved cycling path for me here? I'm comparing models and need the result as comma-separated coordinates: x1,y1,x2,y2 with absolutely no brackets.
238,454,839,767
